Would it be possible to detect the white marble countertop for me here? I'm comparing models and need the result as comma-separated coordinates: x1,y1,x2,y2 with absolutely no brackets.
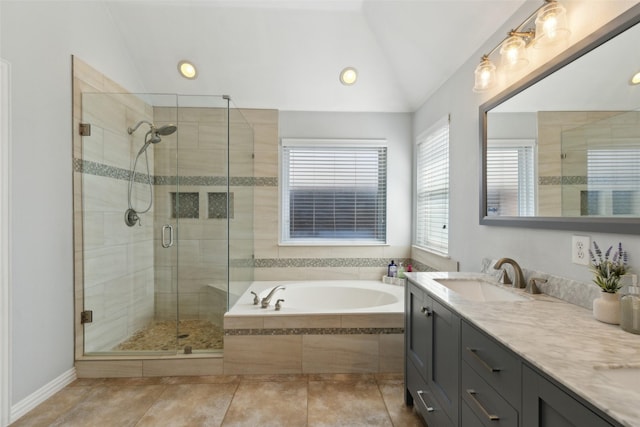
405,272,640,427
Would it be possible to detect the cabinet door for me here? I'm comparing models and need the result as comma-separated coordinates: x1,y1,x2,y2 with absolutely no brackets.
428,297,460,426
406,282,430,380
522,365,613,427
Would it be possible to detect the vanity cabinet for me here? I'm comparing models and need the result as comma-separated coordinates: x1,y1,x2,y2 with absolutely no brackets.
405,281,459,427
522,365,613,427
405,278,621,427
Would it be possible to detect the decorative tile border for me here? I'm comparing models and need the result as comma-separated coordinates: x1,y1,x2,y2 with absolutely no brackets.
74,158,277,187
539,176,588,185
254,257,413,268
224,327,404,336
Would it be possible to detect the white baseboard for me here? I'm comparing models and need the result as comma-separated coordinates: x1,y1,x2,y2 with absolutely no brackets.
10,368,77,424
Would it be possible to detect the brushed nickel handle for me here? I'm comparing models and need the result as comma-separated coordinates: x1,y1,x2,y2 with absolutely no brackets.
420,306,432,317
161,224,174,248
466,347,500,373
466,389,499,421
416,390,434,413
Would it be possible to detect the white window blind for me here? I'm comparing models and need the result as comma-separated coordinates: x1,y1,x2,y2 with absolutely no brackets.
586,147,640,215
415,118,449,254
281,139,387,244
486,140,535,216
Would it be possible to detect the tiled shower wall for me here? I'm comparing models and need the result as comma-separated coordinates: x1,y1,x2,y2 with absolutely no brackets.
73,57,156,353
151,106,255,325
537,110,640,216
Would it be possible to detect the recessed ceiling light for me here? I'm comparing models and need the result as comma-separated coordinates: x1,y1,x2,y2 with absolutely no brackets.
631,71,640,85
178,60,197,79
340,67,358,85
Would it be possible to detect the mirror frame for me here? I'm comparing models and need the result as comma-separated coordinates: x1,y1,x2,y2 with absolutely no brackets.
479,4,640,234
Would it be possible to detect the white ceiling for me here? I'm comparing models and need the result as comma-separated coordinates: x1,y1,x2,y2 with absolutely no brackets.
105,0,528,112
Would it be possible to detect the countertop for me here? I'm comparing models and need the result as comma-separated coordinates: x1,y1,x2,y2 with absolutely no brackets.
405,271,640,427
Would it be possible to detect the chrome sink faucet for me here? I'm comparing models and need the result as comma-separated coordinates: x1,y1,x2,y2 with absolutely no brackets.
261,285,285,308
494,258,525,289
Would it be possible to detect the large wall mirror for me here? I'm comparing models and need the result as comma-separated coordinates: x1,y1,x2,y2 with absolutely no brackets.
480,4,640,234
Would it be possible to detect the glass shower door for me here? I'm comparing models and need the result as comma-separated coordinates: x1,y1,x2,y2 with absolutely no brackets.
80,92,179,355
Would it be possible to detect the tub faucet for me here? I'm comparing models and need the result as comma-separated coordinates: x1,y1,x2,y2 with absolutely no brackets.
493,258,525,289
261,285,285,308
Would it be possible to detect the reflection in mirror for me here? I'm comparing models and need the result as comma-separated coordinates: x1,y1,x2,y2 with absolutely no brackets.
481,5,640,233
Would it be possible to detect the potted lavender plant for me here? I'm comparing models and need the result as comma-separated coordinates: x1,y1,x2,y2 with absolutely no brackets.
589,242,628,324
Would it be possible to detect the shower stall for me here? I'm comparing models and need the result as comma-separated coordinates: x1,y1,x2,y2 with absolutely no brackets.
76,92,254,355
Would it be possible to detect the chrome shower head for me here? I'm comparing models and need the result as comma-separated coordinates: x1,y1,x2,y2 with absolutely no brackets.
155,124,177,136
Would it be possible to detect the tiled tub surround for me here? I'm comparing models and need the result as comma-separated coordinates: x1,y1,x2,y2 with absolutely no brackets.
224,280,405,375
406,272,640,427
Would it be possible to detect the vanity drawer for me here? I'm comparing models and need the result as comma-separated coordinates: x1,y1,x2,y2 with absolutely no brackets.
406,360,454,427
462,361,519,427
462,320,522,409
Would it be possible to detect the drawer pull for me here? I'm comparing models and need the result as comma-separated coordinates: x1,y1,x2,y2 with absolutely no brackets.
420,306,432,317
416,390,434,412
466,389,499,421
466,347,500,373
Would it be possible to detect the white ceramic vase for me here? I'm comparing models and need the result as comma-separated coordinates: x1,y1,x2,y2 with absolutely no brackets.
593,292,621,325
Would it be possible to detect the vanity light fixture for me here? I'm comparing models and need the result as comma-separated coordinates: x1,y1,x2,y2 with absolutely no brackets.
631,71,640,85
340,67,358,85
473,0,570,92
178,60,198,80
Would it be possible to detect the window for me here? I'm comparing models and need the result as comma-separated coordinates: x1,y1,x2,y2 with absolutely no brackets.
486,139,535,216
281,139,387,244
415,117,449,254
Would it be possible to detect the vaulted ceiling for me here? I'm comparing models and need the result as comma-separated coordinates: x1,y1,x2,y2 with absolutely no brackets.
105,0,528,112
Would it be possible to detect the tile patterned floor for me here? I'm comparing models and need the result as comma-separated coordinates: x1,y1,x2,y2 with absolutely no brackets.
10,373,426,427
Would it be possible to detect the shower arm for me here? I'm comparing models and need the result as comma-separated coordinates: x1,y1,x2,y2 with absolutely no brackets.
127,120,154,135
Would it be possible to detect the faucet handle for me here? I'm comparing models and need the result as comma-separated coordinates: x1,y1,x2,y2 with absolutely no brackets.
498,269,512,285
275,299,285,311
526,277,547,294
250,291,260,305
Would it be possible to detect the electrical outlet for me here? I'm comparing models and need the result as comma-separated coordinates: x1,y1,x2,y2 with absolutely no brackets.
572,235,590,265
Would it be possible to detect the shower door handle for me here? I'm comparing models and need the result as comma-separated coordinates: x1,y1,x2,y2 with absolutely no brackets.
162,225,174,248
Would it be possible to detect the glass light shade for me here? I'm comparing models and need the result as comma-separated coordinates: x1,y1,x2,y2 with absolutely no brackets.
534,1,570,48
178,61,197,79
340,67,358,85
500,35,529,71
473,57,497,93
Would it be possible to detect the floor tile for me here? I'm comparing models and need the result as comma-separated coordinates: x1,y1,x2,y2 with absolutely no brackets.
10,387,92,427
308,380,393,427
136,383,237,427
222,381,308,427
48,384,166,427
377,379,426,427
159,375,240,385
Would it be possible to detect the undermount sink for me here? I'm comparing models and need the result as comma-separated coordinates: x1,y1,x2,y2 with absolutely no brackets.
434,278,531,302
594,366,640,392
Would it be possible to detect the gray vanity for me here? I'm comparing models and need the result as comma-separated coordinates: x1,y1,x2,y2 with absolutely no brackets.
404,272,640,427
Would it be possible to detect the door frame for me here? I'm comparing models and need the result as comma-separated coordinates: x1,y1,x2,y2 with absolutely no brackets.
0,58,13,426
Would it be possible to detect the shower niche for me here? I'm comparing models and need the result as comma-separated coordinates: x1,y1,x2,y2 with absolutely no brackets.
73,64,255,357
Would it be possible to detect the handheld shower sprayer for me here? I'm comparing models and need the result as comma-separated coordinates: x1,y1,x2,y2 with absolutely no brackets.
125,120,177,226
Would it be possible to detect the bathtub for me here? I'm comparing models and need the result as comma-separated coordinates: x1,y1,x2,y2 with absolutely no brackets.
228,280,404,314
223,280,405,375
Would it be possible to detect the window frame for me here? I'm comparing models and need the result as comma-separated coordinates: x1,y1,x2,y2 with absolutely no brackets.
279,138,388,246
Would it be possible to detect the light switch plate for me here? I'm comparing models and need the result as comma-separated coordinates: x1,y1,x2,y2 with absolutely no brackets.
572,235,590,265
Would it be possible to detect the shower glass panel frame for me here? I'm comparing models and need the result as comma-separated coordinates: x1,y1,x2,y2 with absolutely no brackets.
78,92,253,356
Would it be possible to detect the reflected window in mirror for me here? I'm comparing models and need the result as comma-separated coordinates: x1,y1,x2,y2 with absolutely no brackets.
487,139,536,217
